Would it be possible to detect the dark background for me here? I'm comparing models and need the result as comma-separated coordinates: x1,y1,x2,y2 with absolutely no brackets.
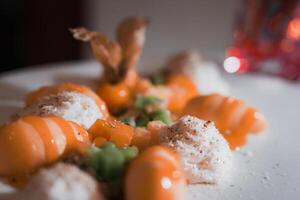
0,0,83,73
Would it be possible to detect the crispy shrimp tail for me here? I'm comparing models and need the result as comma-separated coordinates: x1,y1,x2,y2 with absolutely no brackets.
70,27,122,82
70,16,148,82
117,16,148,71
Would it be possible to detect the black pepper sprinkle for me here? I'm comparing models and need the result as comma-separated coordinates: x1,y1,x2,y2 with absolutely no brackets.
203,121,211,128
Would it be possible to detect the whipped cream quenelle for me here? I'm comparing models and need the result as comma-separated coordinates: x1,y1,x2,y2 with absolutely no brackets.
165,51,230,95
161,115,232,184
18,91,103,129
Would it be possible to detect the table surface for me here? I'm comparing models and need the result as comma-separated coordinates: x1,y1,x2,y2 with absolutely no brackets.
0,60,299,200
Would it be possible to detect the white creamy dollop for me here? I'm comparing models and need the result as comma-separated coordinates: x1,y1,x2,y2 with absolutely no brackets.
189,61,229,95
13,163,104,200
18,91,103,129
165,51,229,95
161,115,232,184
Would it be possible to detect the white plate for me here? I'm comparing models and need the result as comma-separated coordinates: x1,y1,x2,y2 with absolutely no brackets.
0,61,300,200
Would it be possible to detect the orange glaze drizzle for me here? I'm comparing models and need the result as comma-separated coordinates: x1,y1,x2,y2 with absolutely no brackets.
0,115,90,187
183,94,267,149
125,145,186,200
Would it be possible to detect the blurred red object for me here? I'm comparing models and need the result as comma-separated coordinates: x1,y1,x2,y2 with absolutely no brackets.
224,0,300,80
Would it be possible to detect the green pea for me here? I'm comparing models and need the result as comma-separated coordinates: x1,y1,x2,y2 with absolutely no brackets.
135,95,161,111
102,146,125,180
86,147,103,170
121,117,136,127
86,142,139,182
151,109,172,125
135,114,150,127
101,141,116,149
121,146,139,160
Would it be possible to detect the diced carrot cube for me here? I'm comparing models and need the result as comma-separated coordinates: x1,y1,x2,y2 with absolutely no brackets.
88,119,134,148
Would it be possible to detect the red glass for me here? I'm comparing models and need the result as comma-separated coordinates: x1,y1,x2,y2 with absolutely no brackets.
225,0,300,80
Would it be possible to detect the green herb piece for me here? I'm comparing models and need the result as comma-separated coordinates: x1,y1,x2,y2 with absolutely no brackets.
121,117,136,127
135,114,150,127
86,142,138,181
121,146,138,161
135,95,161,111
151,109,172,125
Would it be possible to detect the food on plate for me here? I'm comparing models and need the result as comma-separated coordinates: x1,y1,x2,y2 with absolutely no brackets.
161,115,232,184
71,17,147,114
86,142,138,182
163,50,230,95
164,73,198,113
19,91,103,129
0,115,89,186
26,83,108,113
88,119,134,148
125,145,186,200
96,82,133,114
9,163,105,200
71,18,198,116
25,82,109,119
139,73,198,115
131,120,167,150
121,95,172,127
0,16,268,200
183,94,267,149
